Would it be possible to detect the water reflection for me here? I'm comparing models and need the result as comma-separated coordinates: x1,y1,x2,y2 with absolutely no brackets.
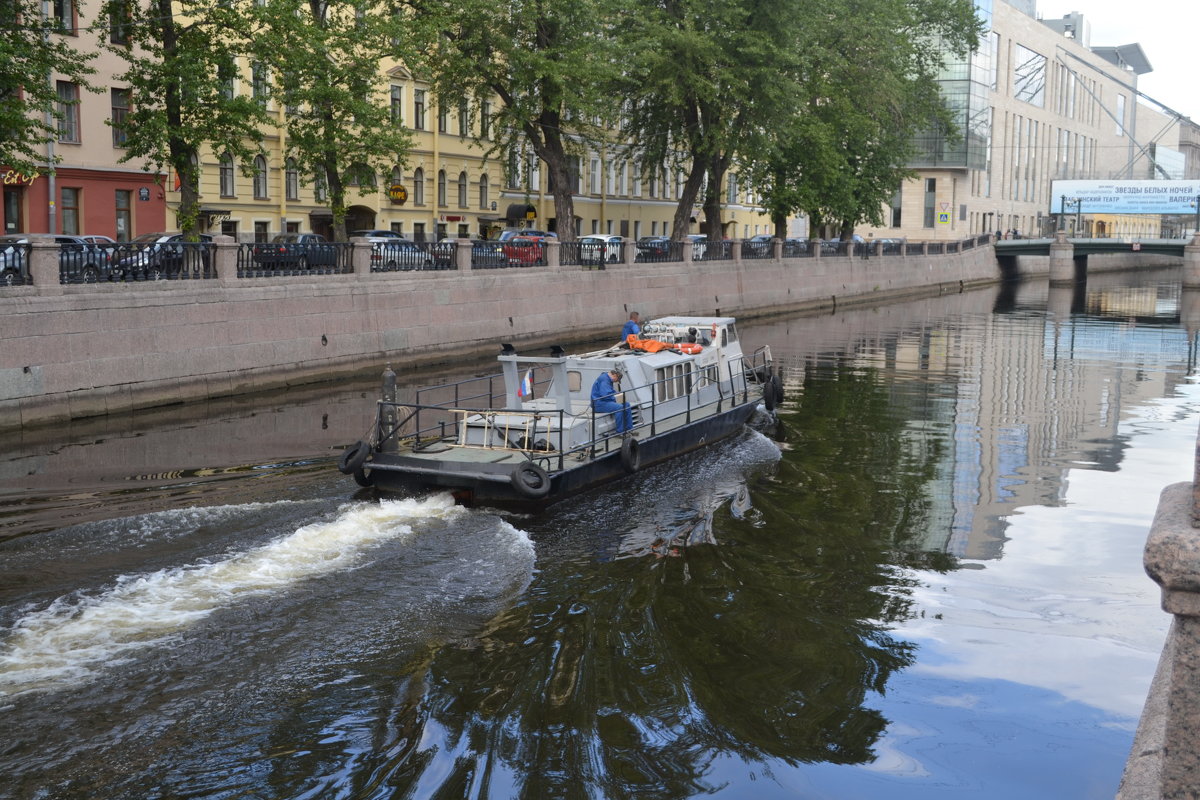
1,270,1197,798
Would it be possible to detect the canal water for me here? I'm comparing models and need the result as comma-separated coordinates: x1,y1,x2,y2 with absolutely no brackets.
1,269,1197,799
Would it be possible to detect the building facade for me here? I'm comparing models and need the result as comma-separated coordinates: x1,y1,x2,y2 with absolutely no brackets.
866,0,1198,241
1,1,168,239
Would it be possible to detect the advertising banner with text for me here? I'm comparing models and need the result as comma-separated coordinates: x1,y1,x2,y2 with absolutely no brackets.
1051,180,1200,215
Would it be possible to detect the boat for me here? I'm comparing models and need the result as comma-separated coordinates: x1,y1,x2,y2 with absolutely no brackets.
337,315,783,509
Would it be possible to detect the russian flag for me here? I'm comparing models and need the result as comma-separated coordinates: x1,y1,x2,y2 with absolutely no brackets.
518,369,534,398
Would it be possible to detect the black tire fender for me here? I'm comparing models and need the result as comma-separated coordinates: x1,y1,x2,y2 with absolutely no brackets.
774,372,785,403
352,467,373,488
763,377,778,411
510,461,551,499
620,436,641,473
338,440,370,474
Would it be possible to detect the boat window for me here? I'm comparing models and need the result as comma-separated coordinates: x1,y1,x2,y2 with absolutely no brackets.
655,363,694,402
568,370,581,392
726,324,738,343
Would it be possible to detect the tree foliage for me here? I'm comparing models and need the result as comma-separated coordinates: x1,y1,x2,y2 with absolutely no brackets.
256,0,413,241
100,0,272,236
407,0,620,241
0,0,94,174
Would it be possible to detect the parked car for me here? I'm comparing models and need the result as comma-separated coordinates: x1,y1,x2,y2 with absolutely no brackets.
685,234,707,260
782,238,809,257
371,238,434,270
579,234,623,264
501,237,544,266
635,236,672,261
0,233,115,284
742,234,775,258
251,233,338,269
349,229,404,239
497,229,557,242
110,233,213,279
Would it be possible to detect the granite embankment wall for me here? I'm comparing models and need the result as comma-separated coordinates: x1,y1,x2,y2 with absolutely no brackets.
1,238,1014,432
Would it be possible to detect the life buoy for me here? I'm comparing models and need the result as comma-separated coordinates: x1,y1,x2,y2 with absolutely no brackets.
338,440,370,474
620,436,641,473
763,377,778,411
510,461,551,499
675,343,702,355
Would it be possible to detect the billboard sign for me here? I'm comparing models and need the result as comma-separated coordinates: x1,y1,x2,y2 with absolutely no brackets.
1051,180,1200,215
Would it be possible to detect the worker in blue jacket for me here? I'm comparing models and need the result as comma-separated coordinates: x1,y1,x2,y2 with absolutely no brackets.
591,368,633,434
621,311,641,341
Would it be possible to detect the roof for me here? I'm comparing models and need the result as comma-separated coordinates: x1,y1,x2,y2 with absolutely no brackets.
1091,43,1152,75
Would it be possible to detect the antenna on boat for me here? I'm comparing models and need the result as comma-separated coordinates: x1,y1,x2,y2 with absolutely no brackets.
501,343,516,355
550,345,565,357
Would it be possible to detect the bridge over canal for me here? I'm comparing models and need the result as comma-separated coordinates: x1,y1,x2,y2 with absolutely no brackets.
995,233,1200,285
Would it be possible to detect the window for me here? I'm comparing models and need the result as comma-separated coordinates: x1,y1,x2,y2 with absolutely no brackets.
346,163,375,188
413,222,426,242
726,173,737,204
285,158,299,200
480,101,491,139
52,0,76,33
457,171,467,207
109,0,130,44
314,172,327,202
438,106,447,133
254,221,269,243
414,90,426,130
437,169,446,205
1013,45,1046,107
890,187,902,228
479,174,489,209
390,84,403,125
253,155,268,199
252,62,269,104
115,190,131,241
413,167,424,204
589,158,599,194
218,62,235,101
219,152,235,197
61,188,79,234
56,81,79,143
923,178,936,228
459,101,469,137
110,88,129,147
655,364,693,402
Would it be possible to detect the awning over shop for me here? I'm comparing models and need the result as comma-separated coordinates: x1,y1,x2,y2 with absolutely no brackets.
505,203,536,221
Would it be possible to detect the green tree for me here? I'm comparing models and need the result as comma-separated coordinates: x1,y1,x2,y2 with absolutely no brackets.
750,0,982,240
616,0,804,241
0,0,94,174
408,0,619,241
101,0,271,237
257,0,413,241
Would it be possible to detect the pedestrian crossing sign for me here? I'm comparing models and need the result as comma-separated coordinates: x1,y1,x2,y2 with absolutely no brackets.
937,212,950,224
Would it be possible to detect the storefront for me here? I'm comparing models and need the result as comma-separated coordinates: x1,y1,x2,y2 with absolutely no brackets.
0,167,166,239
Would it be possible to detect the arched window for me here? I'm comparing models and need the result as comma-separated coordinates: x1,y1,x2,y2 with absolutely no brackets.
479,174,489,210
219,152,235,197
413,167,424,204
437,169,446,206
390,165,402,186
285,158,299,200
252,155,268,199
346,162,375,188
457,171,467,208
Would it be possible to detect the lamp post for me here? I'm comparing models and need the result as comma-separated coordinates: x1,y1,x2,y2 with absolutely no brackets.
1074,197,1082,236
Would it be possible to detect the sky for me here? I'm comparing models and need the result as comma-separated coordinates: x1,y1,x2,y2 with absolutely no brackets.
1033,0,1197,123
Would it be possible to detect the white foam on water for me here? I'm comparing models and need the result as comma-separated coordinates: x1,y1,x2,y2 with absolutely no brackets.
0,494,476,697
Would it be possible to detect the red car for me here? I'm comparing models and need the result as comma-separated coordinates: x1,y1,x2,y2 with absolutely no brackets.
501,237,545,266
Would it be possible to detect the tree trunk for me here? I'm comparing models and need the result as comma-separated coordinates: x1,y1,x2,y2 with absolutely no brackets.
671,160,706,240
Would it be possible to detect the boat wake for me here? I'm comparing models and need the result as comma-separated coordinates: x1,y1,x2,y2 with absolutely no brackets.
0,493,526,699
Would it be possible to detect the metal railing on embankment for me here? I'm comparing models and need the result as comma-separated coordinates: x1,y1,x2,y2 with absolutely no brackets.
0,233,998,290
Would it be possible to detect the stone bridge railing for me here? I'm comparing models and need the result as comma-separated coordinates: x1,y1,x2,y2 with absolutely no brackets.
1120,424,1200,798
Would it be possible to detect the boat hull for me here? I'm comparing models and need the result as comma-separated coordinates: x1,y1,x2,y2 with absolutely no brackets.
360,397,763,510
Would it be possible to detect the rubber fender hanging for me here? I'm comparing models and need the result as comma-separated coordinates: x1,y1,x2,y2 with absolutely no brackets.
338,440,370,474
510,461,551,499
620,436,641,473
773,373,785,403
352,467,373,488
763,377,778,411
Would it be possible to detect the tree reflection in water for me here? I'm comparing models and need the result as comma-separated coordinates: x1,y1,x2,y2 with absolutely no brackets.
365,366,952,798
